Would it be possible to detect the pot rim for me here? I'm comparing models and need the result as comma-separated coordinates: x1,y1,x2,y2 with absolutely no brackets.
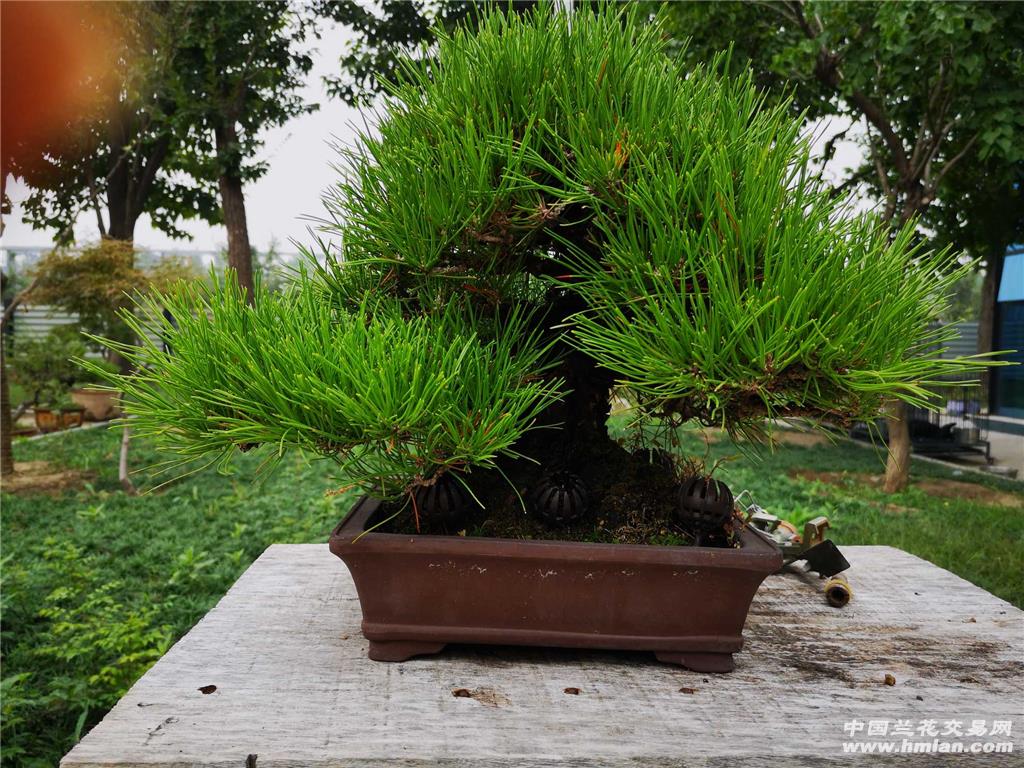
331,496,782,570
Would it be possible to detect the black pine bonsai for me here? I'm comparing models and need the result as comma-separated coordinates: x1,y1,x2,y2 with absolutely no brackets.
92,6,991,542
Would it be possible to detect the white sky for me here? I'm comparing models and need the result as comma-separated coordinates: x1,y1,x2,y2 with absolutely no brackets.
1,22,867,255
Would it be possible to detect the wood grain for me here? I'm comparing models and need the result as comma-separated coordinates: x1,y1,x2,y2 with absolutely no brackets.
62,544,1024,767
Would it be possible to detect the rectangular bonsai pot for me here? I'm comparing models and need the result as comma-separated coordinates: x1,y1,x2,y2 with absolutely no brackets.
329,496,782,672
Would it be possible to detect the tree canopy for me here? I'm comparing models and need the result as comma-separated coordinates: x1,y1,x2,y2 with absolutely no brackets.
666,1,1024,234
318,0,537,105
169,0,317,296
7,1,318,249
8,3,217,243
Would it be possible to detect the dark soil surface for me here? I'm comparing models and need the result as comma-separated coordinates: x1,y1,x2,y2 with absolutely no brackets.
376,436,740,547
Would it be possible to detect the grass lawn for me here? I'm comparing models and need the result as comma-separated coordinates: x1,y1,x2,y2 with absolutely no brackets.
1,427,355,768
2,423,1021,767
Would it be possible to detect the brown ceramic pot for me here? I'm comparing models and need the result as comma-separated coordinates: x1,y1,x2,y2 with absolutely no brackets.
70,388,120,421
33,408,60,433
60,408,85,429
330,496,782,672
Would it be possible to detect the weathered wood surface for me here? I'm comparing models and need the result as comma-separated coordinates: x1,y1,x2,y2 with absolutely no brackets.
62,544,1023,767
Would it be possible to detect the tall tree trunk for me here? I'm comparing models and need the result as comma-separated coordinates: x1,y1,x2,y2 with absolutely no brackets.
1,275,39,478
880,192,932,493
1,334,15,477
104,104,170,243
104,107,142,242
883,401,911,492
106,217,137,242
218,172,254,301
215,122,254,303
1,267,11,478
977,250,1003,403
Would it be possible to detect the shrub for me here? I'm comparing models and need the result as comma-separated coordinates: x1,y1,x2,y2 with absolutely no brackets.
8,326,87,407
29,240,198,353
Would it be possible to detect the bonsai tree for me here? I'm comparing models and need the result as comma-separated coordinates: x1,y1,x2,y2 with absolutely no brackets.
94,7,990,540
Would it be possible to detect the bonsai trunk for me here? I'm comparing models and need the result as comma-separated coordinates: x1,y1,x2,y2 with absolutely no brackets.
883,401,911,493
561,349,615,446
215,122,255,303
519,290,616,467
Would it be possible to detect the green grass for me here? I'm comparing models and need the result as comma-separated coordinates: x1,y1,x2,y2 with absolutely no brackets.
1,426,355,768
2,423,1021,767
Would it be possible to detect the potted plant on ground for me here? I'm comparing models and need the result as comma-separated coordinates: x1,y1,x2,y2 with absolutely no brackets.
8,326,87,433
55,393,86,429
26,240,199,490
70,359,122,420
91,7,993,671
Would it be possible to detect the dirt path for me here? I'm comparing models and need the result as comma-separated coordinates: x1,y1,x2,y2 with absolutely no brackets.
0,460,93,495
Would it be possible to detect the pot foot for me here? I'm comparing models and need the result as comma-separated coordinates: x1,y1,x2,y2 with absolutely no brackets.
655,651,735,673
368,640,446,662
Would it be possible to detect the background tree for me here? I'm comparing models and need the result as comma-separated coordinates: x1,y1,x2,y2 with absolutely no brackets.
7,3,218,245
1,0,198,489
2,2,317,479
319,1,536,106
170,1,317,300
6,1,317,287
664,0,1024,491
927,160,1024,393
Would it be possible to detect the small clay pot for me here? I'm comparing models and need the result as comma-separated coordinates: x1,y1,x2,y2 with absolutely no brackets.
70,388,121,420
33,408,60,433
675,476,734,536
61,408,85,429
530,471,588,526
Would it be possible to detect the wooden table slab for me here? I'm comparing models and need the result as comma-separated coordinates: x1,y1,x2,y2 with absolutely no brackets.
62,544,1024,767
